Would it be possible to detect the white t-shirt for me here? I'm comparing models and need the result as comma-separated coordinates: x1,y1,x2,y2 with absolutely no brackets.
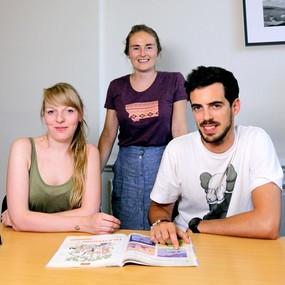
150,126,283,231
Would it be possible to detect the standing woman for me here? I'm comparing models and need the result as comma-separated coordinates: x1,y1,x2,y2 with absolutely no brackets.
98,25,188,230
2,82,120,233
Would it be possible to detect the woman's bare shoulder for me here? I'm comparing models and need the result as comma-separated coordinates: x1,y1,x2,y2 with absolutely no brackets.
10,137,32,150
86,143,99,157
9,138,33,168
11,136,46,150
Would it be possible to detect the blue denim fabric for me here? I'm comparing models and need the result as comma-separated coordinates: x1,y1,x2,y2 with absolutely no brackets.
112,146,166,230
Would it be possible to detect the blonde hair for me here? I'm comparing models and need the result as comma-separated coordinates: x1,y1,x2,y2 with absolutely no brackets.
41,82,87,208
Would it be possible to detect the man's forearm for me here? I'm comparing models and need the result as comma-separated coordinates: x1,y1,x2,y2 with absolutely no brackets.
198,184,281,239
198,211,279,239
148,201,174,224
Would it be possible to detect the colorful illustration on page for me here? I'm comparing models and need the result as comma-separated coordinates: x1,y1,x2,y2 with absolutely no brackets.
127,234,156,255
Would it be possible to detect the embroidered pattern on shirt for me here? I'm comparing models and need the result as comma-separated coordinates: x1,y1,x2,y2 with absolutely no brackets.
125,101,159,122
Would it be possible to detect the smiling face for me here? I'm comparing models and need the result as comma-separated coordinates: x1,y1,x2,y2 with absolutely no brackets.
41,83,84,144
43,103,81,143
128,31,158,73
190,82,240,153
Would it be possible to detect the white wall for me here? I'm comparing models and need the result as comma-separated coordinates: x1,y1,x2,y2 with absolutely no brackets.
99,0,285,165
1,0,285,203
0,0,100,202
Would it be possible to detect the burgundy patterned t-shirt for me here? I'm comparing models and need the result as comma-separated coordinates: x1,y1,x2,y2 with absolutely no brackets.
104,71,187,146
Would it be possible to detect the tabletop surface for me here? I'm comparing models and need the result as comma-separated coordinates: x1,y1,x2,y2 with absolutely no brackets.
1,224,285,285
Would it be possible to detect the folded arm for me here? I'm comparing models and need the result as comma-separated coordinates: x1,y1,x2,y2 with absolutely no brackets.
149,182,281,246
5,139,120,234
197,182,281,239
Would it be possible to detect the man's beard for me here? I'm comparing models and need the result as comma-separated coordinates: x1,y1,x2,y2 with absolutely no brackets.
198,116,233,145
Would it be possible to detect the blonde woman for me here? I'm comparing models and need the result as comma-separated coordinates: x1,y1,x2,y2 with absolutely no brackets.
2,83,120,233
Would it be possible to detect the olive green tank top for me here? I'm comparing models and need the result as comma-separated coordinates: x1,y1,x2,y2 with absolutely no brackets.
29,138,73,213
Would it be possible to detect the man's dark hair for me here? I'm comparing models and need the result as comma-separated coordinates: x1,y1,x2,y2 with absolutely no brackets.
185,66,239,106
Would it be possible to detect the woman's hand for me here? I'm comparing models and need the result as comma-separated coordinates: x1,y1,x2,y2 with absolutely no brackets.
2,208,121,235
1,210,13,227
85,212,121,234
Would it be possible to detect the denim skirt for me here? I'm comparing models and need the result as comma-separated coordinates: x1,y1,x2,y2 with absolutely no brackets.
112,145,166,230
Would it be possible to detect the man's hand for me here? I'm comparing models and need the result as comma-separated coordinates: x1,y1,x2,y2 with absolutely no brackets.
150,221,190,249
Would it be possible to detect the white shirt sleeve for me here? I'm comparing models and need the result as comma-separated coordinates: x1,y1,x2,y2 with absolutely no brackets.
150,143,182,203
249,128,283,191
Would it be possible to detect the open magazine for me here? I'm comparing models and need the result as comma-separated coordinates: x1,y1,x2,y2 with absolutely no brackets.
46,233,198,268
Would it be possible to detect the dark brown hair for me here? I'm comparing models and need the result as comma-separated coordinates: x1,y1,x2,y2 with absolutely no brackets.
124,24,162,56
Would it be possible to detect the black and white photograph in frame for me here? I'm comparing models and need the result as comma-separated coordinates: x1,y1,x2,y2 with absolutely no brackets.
243,0,285,45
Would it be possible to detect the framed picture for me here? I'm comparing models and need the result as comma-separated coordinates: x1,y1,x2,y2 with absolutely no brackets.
243,0,285,46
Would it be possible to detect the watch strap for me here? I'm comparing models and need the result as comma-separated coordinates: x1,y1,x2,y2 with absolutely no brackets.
188,217,202,233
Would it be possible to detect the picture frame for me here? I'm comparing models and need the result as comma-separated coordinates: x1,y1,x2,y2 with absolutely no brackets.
243,0,285,46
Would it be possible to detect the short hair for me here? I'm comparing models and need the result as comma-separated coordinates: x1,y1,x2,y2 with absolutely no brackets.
124,24,162,56
185,66,239,106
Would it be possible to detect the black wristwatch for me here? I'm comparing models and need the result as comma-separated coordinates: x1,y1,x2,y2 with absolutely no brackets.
188,217,202,233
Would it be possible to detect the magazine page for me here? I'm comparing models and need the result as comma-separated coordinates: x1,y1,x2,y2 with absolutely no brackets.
46,234,128,268
123,233,198,267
